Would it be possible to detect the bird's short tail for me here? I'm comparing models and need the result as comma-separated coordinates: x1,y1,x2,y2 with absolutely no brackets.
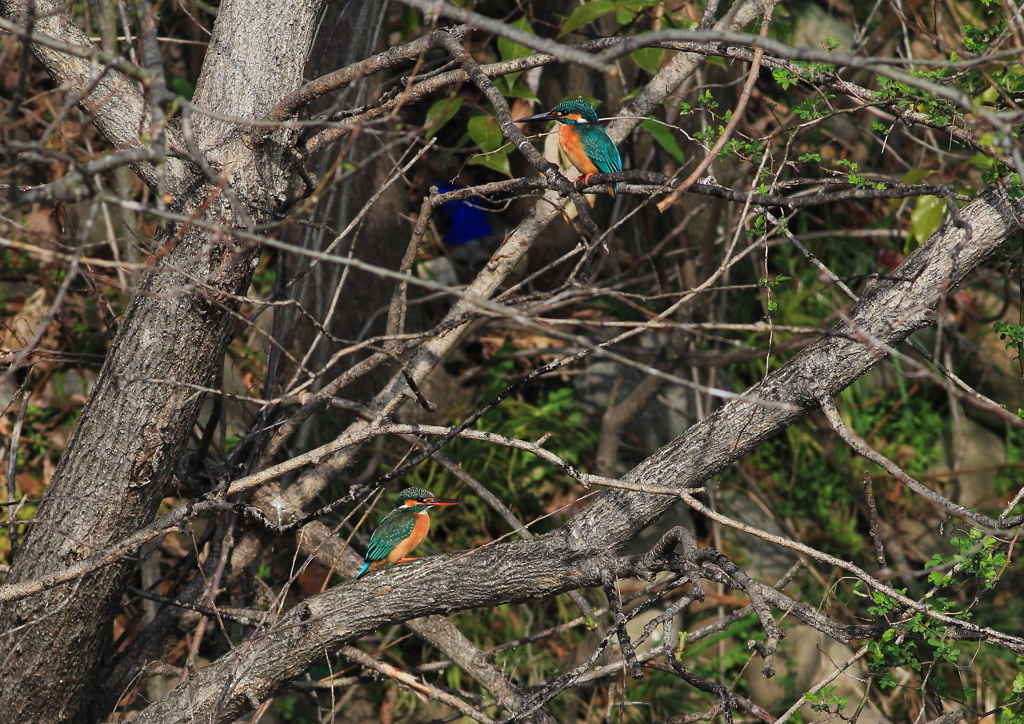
355,561,372,579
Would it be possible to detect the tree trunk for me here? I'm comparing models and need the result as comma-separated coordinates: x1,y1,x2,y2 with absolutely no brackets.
0,1,324,721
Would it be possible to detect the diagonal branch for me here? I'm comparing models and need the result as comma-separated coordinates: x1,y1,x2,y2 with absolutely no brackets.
819,397,1023,530
246,26,468,146
340,645,497,724
394,0,611,71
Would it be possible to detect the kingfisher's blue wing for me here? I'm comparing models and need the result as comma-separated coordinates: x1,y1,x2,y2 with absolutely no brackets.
581,126,622,174
364,510,417,563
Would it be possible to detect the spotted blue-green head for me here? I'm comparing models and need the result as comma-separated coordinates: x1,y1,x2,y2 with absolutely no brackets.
393,487,464,513
515,99,601,126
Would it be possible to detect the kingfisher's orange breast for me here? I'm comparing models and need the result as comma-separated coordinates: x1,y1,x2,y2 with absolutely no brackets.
559,125,600,176
385,511,431,563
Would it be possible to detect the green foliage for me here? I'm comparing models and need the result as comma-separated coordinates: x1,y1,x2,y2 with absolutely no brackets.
631,47,664,74
926,528,1008,589
1000,667,1024,724
494,18,539,99
496,17,535,63
835,158,867,186
557,0,662,38
558,0,618,38
805,685,848,714
721,134,764,161
424,97,463,140
772,67,800,91
168,76,194,100
860,524,1019,717
962,21,1004,55
792,95,825,120
697,89,718,110
994,321,1024,352
467,113,512,175
641,119,686,163
906,195,946,252
760,275,791,312
734,364,948,558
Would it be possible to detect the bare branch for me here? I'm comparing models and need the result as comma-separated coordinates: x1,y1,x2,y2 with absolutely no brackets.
395,0,612,71
820,397,1023,530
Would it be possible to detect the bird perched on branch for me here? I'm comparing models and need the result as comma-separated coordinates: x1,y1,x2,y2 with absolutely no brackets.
355,487,465,579
516,99,622,197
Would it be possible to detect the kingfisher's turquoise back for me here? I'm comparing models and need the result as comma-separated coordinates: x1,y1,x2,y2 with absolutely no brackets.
576,123,622,176
364,508,417,562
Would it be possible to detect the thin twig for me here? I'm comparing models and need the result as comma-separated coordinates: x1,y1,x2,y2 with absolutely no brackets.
820,397,1023,530
655,3,773,212
395,0,611,72
862,471,891,578
5,389,31,558
340,645,497,724
772,646,869,724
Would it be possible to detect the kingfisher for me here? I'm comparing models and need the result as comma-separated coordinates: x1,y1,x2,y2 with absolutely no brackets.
355,487,464,579
516,99,622,197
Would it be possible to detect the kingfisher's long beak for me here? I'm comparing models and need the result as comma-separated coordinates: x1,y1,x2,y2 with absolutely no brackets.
514,112,557,123
427,497,464,507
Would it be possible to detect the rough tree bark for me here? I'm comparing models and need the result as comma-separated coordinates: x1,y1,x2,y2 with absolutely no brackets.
0,1,324,721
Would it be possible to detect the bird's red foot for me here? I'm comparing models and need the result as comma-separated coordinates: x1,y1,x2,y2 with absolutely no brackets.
396,557,417,563
574,172,596,190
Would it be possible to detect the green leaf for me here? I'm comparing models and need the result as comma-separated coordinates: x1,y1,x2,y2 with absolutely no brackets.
772,68,799,90
496,18,537,97
495,75,539,101
468,148,512,176
631,47,664,74
906,195,945,253
424,97,463,140
498,17,536,61
558,0,617,38
399,5,421,40
468,113,504,152
169,76,194,100
641,119,685,163
900,168,932,185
